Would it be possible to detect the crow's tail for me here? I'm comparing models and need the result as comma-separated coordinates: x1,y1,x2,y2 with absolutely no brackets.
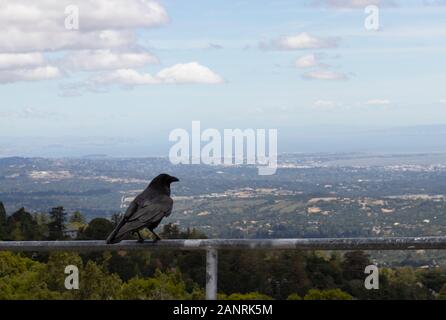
106,230,119,244
106,233,122,244
106,218,127,244
106,202,139,244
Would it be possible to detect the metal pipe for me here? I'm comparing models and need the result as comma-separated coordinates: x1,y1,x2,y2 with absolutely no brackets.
206,248,218,300
2,237,446,300
2,236,446,252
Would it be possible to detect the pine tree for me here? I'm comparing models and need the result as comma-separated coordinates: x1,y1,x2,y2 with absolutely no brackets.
6,207,40,240
0,201,7,239
47,206,67,240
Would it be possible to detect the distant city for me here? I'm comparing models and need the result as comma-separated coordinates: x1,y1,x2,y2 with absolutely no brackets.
2,153,446,249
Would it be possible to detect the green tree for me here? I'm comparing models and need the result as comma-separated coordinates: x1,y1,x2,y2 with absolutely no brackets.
161,223,182,239
47,206,66,240
306,252,343,290
438,283,446,300
286,293,302,300
77,260,122,300
342,251,370,281
304,289,353,300
225,292,273,300
78,218,114,240
33,213,50,240
0,202,7,239
40,252,83,293
379,267,431,300
0,251,123,300
106,251,151,281
418,268,446,293
69,211,86,224
6,208,40,240
0,252,63,300
161,223,207,240
121,269,190,300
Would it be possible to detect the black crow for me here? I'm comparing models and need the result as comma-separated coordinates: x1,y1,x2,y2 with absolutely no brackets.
106,173,179,244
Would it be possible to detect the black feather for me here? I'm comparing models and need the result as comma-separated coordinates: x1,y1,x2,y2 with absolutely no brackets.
106,173,178,244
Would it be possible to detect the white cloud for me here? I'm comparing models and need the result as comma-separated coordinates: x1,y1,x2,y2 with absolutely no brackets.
295,54,319,68
0,66,61,83
439,99,446,104
0,53,44,70
71,0,168,30
0,1,226,88
0,0,168,31
0,29,136,53
365,99,391,105
156,62,224,84
313,100,338,109
312,99,394,110
0,1,168,53
0,1,229,89
92,62,224,86
93,69,158,85
295,53,348,79
274,32,338,50
303,70,348,80
61,50,159,71
0,48,61,84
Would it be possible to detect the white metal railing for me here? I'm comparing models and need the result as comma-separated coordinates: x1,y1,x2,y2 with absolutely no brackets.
2,236,446,300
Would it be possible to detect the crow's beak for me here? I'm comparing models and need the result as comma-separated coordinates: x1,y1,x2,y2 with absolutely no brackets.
170,176,179,183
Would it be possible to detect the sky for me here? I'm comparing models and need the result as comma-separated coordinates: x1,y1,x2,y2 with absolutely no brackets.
0,0,446,156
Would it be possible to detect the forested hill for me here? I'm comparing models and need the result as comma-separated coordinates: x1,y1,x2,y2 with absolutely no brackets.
1,204,446,300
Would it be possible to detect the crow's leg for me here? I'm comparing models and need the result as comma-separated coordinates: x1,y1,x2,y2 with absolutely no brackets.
136,230,145,243
149,229,162,242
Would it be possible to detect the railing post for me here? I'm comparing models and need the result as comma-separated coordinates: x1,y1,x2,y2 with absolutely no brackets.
206,247,218,300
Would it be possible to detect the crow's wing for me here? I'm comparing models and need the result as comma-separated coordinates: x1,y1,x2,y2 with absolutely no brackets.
106,195,173,243
129,197,172,222
124,200,139,218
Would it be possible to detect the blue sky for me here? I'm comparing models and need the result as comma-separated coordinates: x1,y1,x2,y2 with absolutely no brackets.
0,0,446,156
